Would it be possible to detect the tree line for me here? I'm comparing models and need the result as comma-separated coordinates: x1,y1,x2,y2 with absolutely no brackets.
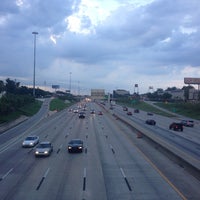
0,78,51,116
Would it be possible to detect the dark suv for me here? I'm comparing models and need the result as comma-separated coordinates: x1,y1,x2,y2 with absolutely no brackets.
79,112,85,118
146,119,156,125
169,122,183,131
68,139,83,153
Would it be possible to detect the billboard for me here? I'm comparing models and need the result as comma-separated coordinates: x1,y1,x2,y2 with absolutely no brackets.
184,78,200,84
52,85,60,89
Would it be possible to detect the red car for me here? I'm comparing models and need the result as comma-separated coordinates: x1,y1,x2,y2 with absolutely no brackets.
169,122,183,131
127,111,132,115
98,111,103,115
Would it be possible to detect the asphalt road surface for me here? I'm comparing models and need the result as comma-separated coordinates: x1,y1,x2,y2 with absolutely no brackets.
0,101,199,200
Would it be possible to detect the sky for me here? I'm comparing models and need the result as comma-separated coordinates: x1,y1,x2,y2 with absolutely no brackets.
0,0,200,95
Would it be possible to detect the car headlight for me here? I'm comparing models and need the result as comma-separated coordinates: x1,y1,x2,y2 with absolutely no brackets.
78,146,82,149
30,142,33,145
44,151,48,154
35,151,39,154
68,146,72,149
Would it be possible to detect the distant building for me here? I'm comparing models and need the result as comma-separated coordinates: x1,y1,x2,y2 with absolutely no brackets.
189,88,199,100
113,89,130,98
91,89,105,100
165,89,184,100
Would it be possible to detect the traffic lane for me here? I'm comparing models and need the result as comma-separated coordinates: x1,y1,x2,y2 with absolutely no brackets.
0,98,51,145
151,113,200,144
114,105,200,144
91,113,134,199
49,113,107,200
1,111,96,200
0,109,77,199
0,108,72,155
82,115,109,200
0,112,81,200
102,105,200,199
142,124,200,159
13,149,85,200
0,146,40,200
97,113,183,200
0,104,186,200
113,106,200,158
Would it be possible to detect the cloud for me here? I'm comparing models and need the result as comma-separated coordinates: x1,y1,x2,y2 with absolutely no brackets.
0,0,200,94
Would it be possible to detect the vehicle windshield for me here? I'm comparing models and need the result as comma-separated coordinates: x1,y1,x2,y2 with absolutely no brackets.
38,143,50,148
69,140,82,144
25,136,36,140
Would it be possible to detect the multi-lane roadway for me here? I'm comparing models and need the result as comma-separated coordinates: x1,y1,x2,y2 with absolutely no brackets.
0,99,199,200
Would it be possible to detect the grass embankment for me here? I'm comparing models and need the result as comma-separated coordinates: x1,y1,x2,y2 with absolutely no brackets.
0,100,42,123
155,102,200,120
133,102,176,117
119,101,175,117
119,100,200,119
49,98,73,111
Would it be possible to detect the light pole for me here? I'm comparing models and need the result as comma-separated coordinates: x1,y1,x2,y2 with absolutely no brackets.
32,31,38,97
69,72,72,93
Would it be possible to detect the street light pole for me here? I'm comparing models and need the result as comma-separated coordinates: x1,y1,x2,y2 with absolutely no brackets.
32,31,38,97
69,72,72,93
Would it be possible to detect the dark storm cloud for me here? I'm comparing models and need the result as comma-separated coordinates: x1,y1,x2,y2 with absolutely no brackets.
93,0,200,71
0,0,200,93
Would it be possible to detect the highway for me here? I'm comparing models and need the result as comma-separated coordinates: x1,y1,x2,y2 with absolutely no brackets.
109,103,200,161
0,100,200,200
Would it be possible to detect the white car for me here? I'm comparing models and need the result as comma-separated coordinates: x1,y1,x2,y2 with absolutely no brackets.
73,109,79,113
22,136,39,147
35,142,53,157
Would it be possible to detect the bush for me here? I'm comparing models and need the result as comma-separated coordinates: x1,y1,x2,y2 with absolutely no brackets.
0,93,34,115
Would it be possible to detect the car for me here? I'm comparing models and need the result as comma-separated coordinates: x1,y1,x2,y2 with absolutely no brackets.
145,119,156,125
181,120,194,127
79,112,85,118
73,109,79,113
127,111,132,115
90,109,95,114
35,142,53,157
169,122,183,131
134,109,139,113
123,106,128,111
22,135,39,147
68,139,83,153
98,111,103,115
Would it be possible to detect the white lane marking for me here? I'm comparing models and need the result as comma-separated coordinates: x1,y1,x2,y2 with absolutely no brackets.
0,168,13,181
120,167,126,178
44,167,50,178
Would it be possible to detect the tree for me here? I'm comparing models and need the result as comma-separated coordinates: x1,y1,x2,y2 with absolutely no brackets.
166,87,178,91
5,78,20,94
0,80,5,93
